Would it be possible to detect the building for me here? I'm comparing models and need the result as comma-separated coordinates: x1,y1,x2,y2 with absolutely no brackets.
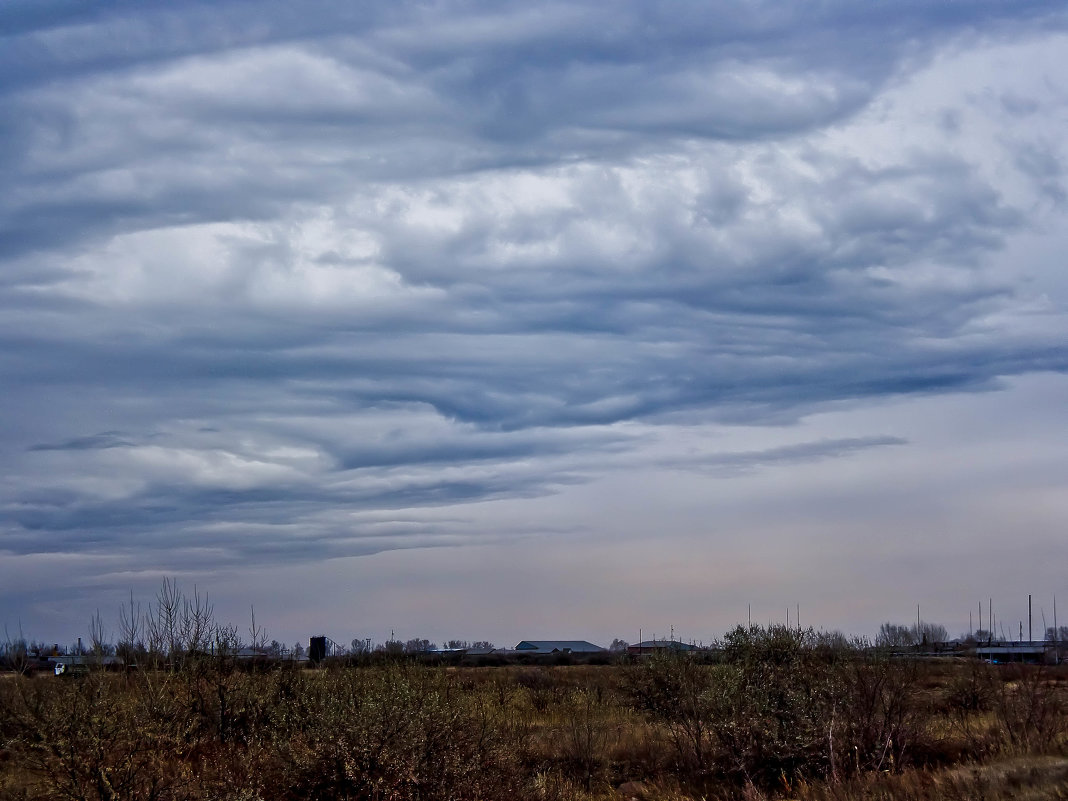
627,639,699,656
513,640,605,655
974,641,1055,664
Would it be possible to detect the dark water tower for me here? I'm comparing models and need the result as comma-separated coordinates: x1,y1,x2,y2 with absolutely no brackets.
309,636,327,663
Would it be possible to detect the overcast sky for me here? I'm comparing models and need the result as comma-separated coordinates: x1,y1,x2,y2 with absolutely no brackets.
2,1,1067,650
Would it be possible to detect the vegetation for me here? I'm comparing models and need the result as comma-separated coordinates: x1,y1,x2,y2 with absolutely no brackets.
1,588,1065,800
0,632,1064,800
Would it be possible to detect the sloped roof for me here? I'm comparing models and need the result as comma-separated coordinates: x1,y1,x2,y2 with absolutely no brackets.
514,640,604,653
631,639,698,650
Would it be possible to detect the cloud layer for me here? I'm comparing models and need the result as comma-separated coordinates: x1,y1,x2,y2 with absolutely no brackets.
1,1,1067,642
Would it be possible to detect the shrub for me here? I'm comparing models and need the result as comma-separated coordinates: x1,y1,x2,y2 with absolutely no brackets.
279,666,506,801
624,649,718,772
992,664,1066,751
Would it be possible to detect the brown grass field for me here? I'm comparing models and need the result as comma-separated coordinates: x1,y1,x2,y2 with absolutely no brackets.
1,633,1065,800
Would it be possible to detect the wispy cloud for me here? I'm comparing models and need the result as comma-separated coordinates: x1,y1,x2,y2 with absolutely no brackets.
661,436,908,476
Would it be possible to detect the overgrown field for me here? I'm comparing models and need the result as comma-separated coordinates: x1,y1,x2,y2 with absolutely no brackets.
1,628,1065,800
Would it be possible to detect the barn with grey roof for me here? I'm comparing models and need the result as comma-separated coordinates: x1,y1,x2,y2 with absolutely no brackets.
513,640,605,654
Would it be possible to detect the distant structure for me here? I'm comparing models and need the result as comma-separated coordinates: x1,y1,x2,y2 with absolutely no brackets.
627,639,698,656
427,644,497,656
513,640,605,655
308,635,343,663
974,640,1056,664
49,654,122,675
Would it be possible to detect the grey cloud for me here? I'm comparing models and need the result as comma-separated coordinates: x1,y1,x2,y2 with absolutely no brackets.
663,436,908,476
0,0,1066,586
28,432,134,451
1013,142,1066,205
2,462,589,562
2,0,1064,264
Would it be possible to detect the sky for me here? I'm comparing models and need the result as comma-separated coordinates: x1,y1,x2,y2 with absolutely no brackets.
2,0,1067,651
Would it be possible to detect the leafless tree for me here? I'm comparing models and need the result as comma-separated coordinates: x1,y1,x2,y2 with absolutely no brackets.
1,623,31,675
179,584,214,656
404,637,434,654
116,590,144,666
87,608,111,664
145,577,183,664
248,605,268,651
213,622,243,656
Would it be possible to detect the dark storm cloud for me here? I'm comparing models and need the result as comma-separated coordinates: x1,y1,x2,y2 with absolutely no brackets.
0,0,1066,572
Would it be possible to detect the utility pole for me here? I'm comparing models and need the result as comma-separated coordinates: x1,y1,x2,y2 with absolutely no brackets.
1028,594,1032,642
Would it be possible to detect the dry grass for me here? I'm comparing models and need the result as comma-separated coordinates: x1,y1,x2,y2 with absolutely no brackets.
0,653,1064,801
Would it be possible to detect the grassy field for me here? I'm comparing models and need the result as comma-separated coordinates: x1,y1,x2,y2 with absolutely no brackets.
1,630,1065,800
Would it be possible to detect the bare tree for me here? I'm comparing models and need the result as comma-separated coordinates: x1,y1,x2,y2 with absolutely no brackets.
877,621,947,648
213,622,243,656
916,622,948,645
87,608,112,665
404,637,434,654
876,623,914,647
178,584,214,657
117,590,144,667
139,578,218,667
248,605,268,651
145,577,184,665
1,623,31,675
